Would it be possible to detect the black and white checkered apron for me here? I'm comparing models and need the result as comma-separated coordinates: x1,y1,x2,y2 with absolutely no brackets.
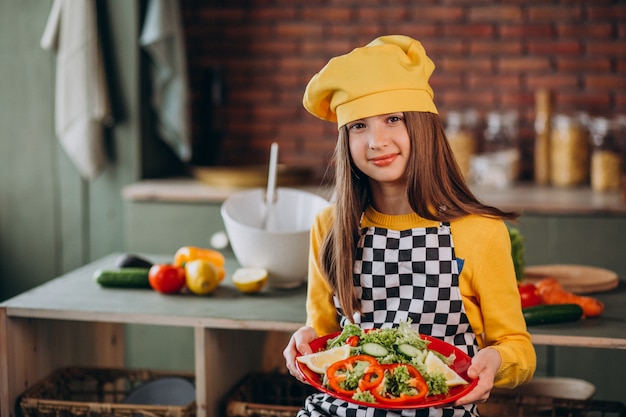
298,222,479,417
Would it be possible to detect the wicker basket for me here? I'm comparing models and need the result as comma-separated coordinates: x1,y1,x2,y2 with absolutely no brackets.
480,391,626,417
225,372,317,417
18,367,196,417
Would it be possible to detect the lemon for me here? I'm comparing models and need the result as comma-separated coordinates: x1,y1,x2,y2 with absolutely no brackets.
296,344,351,374
425,350,468,386
232,267,268,293
185,259,221,295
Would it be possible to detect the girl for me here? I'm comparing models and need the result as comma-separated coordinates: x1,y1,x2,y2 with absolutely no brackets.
283,35,535,417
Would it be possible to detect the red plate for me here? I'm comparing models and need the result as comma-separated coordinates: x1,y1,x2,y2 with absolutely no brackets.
295,331,478,409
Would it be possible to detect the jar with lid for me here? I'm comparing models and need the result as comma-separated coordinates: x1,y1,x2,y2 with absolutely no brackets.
589,117,623,192
550,114,589,187
470,111,519,187
445,110,477,180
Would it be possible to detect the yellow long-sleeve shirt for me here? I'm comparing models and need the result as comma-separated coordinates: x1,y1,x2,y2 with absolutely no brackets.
305,205,536,388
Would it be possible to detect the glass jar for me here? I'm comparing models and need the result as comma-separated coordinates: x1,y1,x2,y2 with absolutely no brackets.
470,111,519,187
550,114,589,187
445,110,477,180
534,89,552,185
589,117,622,192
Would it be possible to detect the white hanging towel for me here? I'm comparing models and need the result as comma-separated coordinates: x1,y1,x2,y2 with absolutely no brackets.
139,0,192,162
40,0,112,180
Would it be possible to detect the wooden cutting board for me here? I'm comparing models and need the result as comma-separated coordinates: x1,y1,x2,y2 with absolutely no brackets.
524,264,619,294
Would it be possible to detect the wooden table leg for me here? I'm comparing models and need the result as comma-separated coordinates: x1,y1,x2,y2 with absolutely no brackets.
194,327,292,417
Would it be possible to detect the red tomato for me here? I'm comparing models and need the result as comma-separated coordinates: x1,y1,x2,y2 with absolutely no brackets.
346,335,360,347
518,283,542,308
149,264,186,294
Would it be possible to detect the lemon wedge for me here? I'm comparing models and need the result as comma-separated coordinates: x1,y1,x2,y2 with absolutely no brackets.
425,351,468,386
296,344,351,374
232,267,268,293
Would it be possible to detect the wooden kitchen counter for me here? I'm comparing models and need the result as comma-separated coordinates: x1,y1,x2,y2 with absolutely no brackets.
0,253,305,417
2,253,626,416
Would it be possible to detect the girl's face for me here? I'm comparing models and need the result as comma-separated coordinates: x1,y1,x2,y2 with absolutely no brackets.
347,112,411,186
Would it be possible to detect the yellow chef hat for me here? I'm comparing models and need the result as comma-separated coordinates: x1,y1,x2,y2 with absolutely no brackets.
303,35,438,128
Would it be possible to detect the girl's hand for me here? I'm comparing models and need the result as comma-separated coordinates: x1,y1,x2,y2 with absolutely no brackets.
454,347,501,406
283,326,318,383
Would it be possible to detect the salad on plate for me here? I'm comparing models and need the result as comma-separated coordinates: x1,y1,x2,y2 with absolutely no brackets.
296,321,475,407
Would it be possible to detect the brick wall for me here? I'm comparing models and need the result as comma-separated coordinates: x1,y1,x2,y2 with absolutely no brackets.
181,0,626,182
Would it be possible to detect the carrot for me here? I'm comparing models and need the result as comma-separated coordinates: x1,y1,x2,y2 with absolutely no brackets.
535,278,605,318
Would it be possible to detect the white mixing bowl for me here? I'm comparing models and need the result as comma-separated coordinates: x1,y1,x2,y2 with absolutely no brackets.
221,188,330,288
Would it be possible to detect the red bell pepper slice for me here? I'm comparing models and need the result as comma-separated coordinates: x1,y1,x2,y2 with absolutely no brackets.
326,355,379,396
371,363,428,405
358,364,385,391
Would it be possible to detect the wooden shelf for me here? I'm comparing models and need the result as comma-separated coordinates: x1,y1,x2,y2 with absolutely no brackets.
122,178,626,216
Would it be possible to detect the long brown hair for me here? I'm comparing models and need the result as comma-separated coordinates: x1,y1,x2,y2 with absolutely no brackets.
320,111,519,321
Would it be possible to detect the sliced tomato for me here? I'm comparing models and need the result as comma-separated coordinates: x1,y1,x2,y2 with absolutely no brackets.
371,363,428,405
346,335,360,347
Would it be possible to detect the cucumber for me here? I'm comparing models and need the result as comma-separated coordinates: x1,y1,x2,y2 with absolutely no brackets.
94,268,151,288
361,342,389,357
523,304,583,326
397,343,422,357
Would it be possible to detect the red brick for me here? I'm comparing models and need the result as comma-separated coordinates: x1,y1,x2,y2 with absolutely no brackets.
407,5,465,21
249,7,297,21
439,57,492,74
469,74,521,90
587,5,626,21
438,90,497,109
526,75,580,91
301,7,354,21
470,40,523,56
423,40,466,56
468,5,522,22
393,23,438,40
526,5,582,22
283,24,326,39
587,41,626,56
430,74,464,91
357,5,408,21
585,75,626,90
556,23,613,39
499,24,554,38
498,57,551,73
556,57,611,73
556,92,612,113
443,24,495,38
527,40,582,55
